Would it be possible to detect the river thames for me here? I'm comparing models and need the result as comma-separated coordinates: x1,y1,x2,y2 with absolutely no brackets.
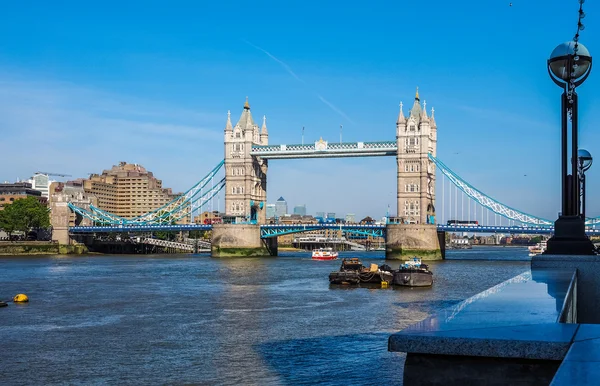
0,247,531,385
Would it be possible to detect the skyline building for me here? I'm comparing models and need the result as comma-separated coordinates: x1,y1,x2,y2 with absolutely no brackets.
275,196,287,218
326,212,336,219
28,173,54,199
293,204,306,216
82,161,183,220
266,203,276,219
315,211,325,218
345,213,356,223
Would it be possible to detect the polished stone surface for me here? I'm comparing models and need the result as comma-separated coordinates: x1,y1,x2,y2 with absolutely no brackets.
551,335,600,386
389,269,577,360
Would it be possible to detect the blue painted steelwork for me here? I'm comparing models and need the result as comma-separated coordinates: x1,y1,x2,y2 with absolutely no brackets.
259,224,385,238
437,224,600,235
251,141,397,159
428,154,554,226
70,224,213,233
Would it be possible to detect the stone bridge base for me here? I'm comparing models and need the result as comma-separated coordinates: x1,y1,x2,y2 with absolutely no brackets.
385,224,443,260
211,224,274,257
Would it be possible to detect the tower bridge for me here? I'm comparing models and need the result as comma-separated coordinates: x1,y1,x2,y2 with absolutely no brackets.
63,89,600,259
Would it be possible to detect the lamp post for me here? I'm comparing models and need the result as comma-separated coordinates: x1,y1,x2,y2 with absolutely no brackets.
578,149,593,220
545,41,594,255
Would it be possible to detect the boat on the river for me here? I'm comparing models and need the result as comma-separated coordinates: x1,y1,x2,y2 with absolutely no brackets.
312,247,338,260
392,257,434,287
329,258,393,285
0,301,7,307
528,240,547,257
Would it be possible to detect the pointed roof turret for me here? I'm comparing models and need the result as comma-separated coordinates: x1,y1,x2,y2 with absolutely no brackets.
421,100,428,120
261,115,268,135
225,110,233,132
430,107,436,127
409,88,422,123
396,102,405,124
236,97,256,132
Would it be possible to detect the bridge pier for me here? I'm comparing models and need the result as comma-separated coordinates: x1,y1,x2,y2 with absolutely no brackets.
211,224,273,257
385,224,443,261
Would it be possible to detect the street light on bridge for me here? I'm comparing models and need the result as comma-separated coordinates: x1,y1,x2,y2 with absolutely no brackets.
545,40,594,255
578,148,593,220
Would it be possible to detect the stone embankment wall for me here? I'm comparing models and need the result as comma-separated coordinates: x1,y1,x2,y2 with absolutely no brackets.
0,242,88,255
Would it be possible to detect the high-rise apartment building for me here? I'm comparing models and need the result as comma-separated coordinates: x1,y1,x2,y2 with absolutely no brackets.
82,162,183,219
293,204,306,216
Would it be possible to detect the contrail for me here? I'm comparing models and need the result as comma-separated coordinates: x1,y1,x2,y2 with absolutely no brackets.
243,39,354,124
243,40,305,84
317,95,355,125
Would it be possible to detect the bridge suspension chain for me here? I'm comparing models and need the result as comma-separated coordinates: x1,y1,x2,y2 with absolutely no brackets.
429,154,553,226
68,160,225,226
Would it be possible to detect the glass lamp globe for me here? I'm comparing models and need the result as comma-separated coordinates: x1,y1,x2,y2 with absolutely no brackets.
548,41,592,85
578,148,593,172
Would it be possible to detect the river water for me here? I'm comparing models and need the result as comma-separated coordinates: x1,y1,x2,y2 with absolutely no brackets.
0,247,530,385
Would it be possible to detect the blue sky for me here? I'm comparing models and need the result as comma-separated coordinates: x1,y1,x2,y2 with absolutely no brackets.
1,0,599,222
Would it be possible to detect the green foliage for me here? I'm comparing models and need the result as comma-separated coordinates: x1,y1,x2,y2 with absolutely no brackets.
0,197,50,236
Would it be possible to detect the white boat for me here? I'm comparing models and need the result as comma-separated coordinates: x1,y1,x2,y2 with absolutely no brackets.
528,240,547,257
312,248,339,260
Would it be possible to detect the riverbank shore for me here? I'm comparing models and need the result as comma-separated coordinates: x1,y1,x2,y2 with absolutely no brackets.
0,242,88,255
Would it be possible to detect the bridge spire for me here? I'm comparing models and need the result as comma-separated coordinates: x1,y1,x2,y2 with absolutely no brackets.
421,100,428,120
244,96,250,110
430,107,436,127
415,87,420,100
396,102,405,124
225,110,233,132
261,115,268,135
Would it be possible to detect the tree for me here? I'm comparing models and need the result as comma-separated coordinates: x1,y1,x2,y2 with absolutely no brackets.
0,197,50,237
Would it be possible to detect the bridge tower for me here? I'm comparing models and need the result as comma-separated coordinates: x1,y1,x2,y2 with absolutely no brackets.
223,97,268,224
396,88,437,224
386,88,443,260
213,98,273,257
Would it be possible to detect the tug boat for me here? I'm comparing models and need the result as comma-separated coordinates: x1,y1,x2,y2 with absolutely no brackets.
392,257,434,287
312,248,339,260
329,258,394,285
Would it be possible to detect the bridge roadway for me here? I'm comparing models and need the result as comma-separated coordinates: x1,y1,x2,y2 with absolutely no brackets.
69,223,600,237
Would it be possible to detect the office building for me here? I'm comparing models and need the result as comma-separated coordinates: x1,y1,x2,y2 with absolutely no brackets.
326,212,336,219
275,196,287,218
266,204,276,219
345,213,356,223
28,173,55,199
316,211,325,218
0,182,46,210
293,204,306,216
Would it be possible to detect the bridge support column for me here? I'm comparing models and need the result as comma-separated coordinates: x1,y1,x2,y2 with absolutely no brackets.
50,201,71,245
211,224,271,257
385,224,443,261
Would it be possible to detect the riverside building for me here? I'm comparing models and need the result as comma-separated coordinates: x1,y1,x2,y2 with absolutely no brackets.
82,162,184,220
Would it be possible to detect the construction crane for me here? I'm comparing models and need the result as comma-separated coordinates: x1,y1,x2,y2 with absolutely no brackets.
35,172,72,177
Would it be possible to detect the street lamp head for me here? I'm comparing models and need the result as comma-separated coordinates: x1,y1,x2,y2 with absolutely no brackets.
548,41,592,88
578,148,593,172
